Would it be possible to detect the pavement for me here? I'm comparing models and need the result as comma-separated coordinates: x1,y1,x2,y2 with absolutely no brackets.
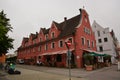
0,67,86,80
0,64,120,80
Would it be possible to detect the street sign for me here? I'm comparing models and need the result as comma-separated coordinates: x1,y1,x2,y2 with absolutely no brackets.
67,50,72,60
65,40,71,49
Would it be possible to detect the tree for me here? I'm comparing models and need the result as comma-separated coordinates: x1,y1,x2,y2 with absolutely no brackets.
0,10,14,55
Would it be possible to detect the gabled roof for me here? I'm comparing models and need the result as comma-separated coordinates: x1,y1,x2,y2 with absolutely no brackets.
30,33,37,40
54,14,82,38
41,28,50,35
23,37,29,43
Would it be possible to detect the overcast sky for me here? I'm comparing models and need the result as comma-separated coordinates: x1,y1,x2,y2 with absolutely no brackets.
0,0,120,54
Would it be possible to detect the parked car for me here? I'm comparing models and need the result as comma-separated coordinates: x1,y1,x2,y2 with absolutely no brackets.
17,59,24,64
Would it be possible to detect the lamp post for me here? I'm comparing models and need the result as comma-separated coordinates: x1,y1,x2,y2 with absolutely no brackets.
65,40,72,80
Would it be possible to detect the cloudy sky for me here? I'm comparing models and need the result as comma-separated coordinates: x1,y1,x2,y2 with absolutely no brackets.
0,0,120,54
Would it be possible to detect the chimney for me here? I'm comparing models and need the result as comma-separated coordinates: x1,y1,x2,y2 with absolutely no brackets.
64,17,67,21
79,8,82,13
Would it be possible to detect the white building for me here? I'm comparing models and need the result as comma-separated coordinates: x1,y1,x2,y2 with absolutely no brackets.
92,21,118,64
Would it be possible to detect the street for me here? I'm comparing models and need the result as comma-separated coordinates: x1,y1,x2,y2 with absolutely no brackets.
86,65,120,80
0,64,120,80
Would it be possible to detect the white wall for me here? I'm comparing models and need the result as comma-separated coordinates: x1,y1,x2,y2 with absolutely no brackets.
92,21,117,63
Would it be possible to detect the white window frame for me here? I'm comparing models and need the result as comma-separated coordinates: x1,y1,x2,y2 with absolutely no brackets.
87,39,90,48
51,32,55,38
38,46,41,52
33,39,36,44
81,37,85,45
45,34,49,40
45,44,48,50
59,40,63,47
39,37,42,42
67,37,73,44
92,41,94,48
51,42,55,49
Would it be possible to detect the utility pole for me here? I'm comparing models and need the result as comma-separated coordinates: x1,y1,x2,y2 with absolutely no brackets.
65,40,72,80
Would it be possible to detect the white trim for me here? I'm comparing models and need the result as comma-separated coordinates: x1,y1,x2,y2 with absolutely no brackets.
51,42,55,49
51,32,55,38
59,40,64,48
87,39,90,48
41,48,74,55
81,36,85,45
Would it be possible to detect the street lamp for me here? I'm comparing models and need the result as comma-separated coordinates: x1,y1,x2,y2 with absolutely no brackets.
65,40,72,80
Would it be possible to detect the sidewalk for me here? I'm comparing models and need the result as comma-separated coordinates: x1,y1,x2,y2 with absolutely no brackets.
0,69,8,80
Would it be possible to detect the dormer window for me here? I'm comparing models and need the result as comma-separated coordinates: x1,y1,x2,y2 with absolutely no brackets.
51,32,55,38
39,37,42,42
33,39,36,44
85,17,87,23
25,42,28,47
45,34,49,40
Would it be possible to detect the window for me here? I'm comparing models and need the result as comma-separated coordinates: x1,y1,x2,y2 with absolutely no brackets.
56,54,62,62
25,42,28,47
51,42,55,49
103,31,105,34
84,27,91,35
84,27,86,33
92,41,94,48
59,40,63,47
38,46,41,52
45,34,48,40
39,38,42,42
51,32,55,38
68,38,73,43
87,40,90,48
85,17,87,22
98,39,102,43
88,29,90,35
45,44,48,50
81,37,85,45
99,46,103,52
38,56,41,59
97,31,100,37
104,37,108,42
94,25,96,28
33,39,36,44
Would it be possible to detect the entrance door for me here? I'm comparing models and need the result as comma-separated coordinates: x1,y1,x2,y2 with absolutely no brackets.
71,53,75,68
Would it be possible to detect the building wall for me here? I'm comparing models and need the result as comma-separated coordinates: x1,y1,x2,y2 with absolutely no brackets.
74,9,96,68
17,9,96,68
92,21,117,63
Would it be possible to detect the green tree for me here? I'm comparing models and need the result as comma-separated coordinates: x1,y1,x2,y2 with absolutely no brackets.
0,10,14,55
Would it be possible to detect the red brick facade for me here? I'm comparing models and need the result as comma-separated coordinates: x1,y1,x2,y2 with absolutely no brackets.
17,8,96,68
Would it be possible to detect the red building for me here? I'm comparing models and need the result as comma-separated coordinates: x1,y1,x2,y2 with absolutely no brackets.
17,8,96,68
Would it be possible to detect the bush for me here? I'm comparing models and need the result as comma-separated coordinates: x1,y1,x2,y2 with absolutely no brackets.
83,53,94,65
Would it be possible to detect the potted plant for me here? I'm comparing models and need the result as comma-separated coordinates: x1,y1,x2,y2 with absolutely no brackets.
83,53,94,71
104,55,111,67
